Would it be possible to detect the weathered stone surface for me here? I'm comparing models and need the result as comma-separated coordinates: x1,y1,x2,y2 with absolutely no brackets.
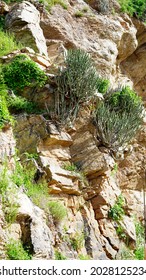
98,219,120,251
14,115,50,153
5,1,48,56
40,2,137,82
17,190,54,259
119,216,136,246
0,127,15,169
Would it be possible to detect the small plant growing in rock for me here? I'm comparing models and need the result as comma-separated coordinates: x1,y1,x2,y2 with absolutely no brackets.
70,231,85,251
2,54,47,94
55,250,67,260
74,10,84,17
6,239,31,260
48,200,67,223
62,162,78,172
108,194,125,221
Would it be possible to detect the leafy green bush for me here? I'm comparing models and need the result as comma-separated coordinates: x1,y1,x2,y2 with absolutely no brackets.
0,30,22,57
93,87,143,152
108,194,125,221
48,201,67,223
6,239,31,260
2,54,47,93
118,0,146,20
55,49,105,123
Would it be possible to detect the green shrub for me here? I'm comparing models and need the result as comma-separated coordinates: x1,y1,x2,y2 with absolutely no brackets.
2,54,47,93
93,87,143,152
48,201,67,223
108,194,125,221
0,30,22,57
6,239,31,260
96,78,110,94
55,49,100,123
118,0,146,20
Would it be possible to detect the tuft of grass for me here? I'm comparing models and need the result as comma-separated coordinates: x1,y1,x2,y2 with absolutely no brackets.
48,200,67,223
6,239,31,260
55,250,67,260
0,30,22,57
62,162,78,172
74,10,84,17
40,0,68,11
70,231,85,251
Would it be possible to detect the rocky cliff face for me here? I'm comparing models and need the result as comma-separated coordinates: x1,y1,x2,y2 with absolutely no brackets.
0,0,146,260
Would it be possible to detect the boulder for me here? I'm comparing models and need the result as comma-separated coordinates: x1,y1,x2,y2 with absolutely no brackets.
17,190,54,259
5,1,48,57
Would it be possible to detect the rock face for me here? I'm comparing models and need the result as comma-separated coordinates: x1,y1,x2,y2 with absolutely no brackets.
0,0,146,260
40,0,137,85
5,1,48,56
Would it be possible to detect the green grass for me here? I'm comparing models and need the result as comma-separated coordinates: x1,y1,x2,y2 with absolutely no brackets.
48,201,67,223
6,239,31,260
40,0,68,11
11,161,49,211
55,250,67,260
0,30,22,57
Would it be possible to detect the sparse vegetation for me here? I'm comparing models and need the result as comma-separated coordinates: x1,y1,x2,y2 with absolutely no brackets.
48,201,67,223
2,54,47,94
70,231,85,251
11,160,49,211
62,162,78,172
74,10,84,17
39,0,68,11
6,239,31,260
93,86,143,152
0,30,22,57
108,194,125,221
55,250,67,260
78,254,91,260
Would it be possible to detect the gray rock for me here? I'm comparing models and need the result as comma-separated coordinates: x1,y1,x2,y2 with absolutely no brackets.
5,1,48,57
